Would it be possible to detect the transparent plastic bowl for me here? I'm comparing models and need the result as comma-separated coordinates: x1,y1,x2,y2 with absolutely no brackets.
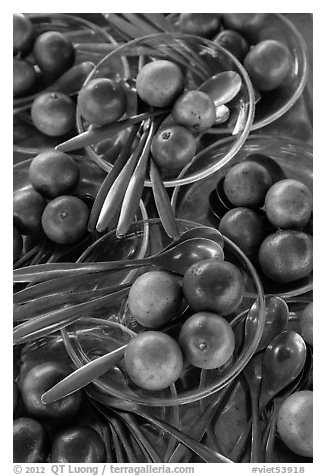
169,13,309,131
13,156,148,267
76,32,255,187
13,13,117,156
171,134,313,299
61,218,266,407
249,14,309,131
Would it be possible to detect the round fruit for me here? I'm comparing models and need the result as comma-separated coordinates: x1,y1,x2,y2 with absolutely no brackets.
136,60,184,108
222,14,266,41
13,226,23,263
244,40,292,91
50,426,105,463
13,58,36,96
277,390,313,458
183,259,244,316
13,417,49,463
244,153,287,183
151,125,197,170
264,179,313,229
33,31,75,78
78,78,127,126
13,188,46,235
29,150,80,198
218,207,266,256
13,13,34,56
258,230,313,283
178,312,235,369
179,13,221,38
20,361,83,421
128,271,183,328
41,195,89,245
31,92,76,137
223,161,273,208
124,331,183,391
213,29,249,62
172,90,216,133
300,302,313,346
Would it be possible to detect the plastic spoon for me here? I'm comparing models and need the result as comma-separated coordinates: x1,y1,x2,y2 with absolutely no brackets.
13,237,225,283
198,71,242,107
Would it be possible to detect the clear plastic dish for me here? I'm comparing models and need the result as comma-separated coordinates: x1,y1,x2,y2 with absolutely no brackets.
76,32,255,187
61,218,266,407
171,134,313,299
13,156,148,267
13,13,117,156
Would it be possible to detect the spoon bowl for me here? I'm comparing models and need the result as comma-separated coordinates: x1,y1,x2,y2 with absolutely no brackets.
245,297,289,353
259,330,307,412
198,71,242,107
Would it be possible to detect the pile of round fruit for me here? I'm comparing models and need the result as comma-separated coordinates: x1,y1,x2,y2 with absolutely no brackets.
124,256,243,390
13,150,90,264
77,58,220,173
178,13,293,93
13,13,81,138
14,361,106,463
217,155,313,285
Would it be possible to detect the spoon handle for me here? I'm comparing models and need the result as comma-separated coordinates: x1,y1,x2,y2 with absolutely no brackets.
13,257,153,283
96,125,150,233
13,288,130,345
116,119,156,237
264,407,279,463
149,160,179,239
55,110,165,153
41,345,127,404
87,124,139,232
249,387,264,463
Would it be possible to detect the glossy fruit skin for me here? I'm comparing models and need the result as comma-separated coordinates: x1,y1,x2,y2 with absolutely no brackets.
172,90,216,134
264,179,313,229
13,226,23,263
13,13,35,56
20,362,83,421
128,271,183,328
277,391,313,458
50,426,105,463
136,60,184,108
213,29,249,62
178,312,235,369
124,331,183,391
300,302,313,346
183,259,244,316
151,125,197,170
218,207,266,256
33,31,75,78
13,417,49,463
78,78,127,126
244,40,292,91
13,188,46,235
41,195,89,245
31,92,76,137
222,14,266,42
179,13,221,38
29,150,80,198
13,58,36,97
244,153,287,183
258,230,313,283
224,161,273,208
